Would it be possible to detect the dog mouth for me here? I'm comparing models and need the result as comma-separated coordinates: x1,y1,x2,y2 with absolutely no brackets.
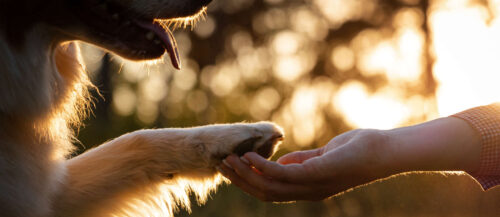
71,1,209,70
134,20,181,69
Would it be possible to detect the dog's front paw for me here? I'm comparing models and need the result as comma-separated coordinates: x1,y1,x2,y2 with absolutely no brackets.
190,122,284,165
225,122,284,159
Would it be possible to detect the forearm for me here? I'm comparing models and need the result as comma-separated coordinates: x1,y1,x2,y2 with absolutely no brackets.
218,117,482,202
386,117,481,174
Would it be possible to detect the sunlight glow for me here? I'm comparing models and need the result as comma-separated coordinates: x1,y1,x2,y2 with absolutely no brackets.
273,55,306,82
272,31,301,55
252,8,287,34
313,0,376,28
194,15,216,38
208,61,241,96
331,45,355,71
250,87,281,120
94,0,500,150
115,174,225,217
271,31,316,83
136,100,158,125
291,7,329,41
333,81,410,129
431,1,500,116
273,78,337,147
173,68,197,91
186,90,209,113
113,84,137,116
358,28,424,83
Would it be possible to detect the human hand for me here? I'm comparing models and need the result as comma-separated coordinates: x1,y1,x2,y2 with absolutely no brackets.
218,129,397,202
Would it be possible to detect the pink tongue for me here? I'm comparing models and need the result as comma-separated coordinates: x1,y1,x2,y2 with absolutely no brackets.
135,20,181,70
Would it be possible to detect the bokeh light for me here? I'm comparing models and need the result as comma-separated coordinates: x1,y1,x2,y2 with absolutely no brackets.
78,0,500,215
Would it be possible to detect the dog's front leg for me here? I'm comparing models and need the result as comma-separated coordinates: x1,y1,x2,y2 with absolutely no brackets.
52,122,283,217
52,129,209,217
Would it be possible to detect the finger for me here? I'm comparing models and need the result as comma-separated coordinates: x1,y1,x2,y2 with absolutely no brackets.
242,152,313,183
217,163,268,200
222,157,327,202
222,156,296,201
225,155,275,188
277,148,322,165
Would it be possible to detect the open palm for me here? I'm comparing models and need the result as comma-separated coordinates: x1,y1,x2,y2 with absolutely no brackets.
219,129,395,202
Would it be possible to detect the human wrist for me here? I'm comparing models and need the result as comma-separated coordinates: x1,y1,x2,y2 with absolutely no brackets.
383,127,418,175
351,129,402,179
373,129,407,176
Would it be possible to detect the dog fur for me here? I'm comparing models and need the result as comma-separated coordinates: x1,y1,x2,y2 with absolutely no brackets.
0,1,283,216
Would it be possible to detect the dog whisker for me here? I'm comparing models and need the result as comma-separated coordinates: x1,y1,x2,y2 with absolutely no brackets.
155,7,208,30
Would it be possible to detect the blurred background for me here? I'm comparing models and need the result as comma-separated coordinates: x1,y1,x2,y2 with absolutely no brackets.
78,0,500,216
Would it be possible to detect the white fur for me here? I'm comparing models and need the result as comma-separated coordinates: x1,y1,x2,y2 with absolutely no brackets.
0,1,283,217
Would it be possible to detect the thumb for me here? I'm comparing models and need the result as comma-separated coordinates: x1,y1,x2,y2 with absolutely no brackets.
277,148,322,165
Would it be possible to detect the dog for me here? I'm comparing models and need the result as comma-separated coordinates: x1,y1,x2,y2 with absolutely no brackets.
0,0,284,216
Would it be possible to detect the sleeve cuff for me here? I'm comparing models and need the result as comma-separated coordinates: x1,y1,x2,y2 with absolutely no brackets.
466,174,500,190
452,103,500,190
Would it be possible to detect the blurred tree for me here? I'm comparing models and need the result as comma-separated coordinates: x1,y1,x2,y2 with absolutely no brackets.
77,0,500,216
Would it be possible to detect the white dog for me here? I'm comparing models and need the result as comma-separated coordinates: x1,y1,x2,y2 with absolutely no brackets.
0,0,284,216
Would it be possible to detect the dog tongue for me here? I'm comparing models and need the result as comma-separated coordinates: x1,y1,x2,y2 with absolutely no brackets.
135,20,181,70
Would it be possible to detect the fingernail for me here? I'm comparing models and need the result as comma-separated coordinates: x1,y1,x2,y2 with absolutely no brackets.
222,159,233,169
240,156,250,165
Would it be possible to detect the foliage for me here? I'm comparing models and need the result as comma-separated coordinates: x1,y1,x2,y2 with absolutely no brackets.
78,0,500,215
